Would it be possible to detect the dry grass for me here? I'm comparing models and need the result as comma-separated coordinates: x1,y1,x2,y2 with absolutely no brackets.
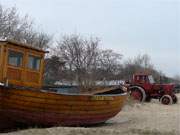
128,129,177,135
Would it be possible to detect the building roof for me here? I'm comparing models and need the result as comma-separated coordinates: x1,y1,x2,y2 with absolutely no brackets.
0,39,48,53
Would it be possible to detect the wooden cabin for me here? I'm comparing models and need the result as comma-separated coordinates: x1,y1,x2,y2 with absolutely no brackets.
0,39,47,88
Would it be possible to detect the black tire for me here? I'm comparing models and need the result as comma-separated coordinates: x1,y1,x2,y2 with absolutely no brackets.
160,95,173,105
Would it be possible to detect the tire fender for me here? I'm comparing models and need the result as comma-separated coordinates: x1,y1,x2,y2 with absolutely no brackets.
129,86,146,102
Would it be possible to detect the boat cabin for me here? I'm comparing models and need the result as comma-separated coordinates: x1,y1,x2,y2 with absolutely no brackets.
0,39,47,88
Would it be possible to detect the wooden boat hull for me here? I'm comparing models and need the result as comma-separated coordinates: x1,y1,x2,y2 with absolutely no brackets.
0,87,127,126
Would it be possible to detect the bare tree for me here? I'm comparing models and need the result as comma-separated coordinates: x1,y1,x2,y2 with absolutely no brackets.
97,49,122,80
44,56,66,85
174,75,180,83
0,4,52,49
121,54,155,80
55,35,99,89
53,34,123,90
134,54,153,69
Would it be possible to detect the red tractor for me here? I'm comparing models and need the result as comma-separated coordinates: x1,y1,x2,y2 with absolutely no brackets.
126,73,178,105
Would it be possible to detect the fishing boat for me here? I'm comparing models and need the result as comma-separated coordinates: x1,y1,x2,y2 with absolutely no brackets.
0,39,127,127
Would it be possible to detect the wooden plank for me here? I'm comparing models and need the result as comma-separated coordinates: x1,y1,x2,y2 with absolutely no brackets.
3,102,122,115
0,89,125,101
2,97,123,111
0,90,126,107
2,109,119,126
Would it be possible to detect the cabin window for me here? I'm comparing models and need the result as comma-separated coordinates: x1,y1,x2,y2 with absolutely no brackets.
8,50,23,67
28,55,41,70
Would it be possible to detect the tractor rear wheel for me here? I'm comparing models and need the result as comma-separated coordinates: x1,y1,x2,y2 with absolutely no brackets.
160,95,173,105
172,94,178,104
130,86,146,102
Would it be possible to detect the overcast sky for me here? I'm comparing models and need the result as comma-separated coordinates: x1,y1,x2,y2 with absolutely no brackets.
1,0,180,77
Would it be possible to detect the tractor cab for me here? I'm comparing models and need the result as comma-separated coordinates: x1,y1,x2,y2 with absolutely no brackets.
132,73,155,84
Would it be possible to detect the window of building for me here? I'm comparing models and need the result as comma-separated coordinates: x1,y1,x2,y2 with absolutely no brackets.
28,55,41,70
8,50,23,67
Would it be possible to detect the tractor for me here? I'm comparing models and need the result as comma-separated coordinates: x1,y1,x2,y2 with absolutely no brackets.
126,73,178,105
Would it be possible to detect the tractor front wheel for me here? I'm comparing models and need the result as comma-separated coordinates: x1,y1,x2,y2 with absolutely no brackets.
160,95,173,105
172,94,178,104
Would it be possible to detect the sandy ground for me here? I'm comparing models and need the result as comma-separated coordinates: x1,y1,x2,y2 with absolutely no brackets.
1,94,180,135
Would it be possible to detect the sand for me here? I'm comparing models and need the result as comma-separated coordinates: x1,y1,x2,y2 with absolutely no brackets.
1,94,180,135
